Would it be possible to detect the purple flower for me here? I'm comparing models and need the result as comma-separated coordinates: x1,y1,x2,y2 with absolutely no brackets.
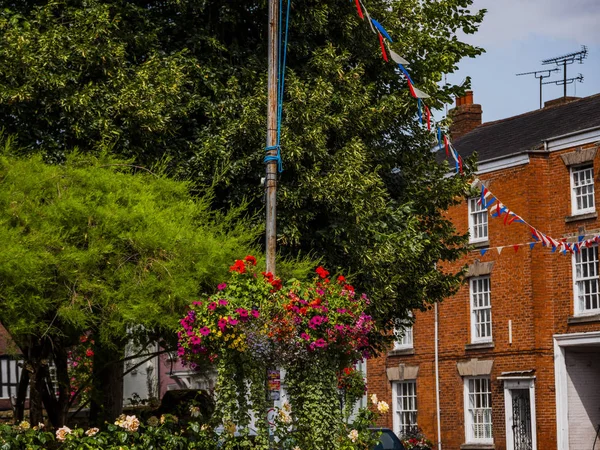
217,283,227,291
208,302,217,311
199,327,211,336
218,299,228,306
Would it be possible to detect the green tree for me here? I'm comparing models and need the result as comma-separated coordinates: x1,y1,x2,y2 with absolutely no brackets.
0,0,485,341
0,147,261,426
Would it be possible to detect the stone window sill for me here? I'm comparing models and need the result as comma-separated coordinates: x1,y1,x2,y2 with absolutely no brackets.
568,313,600,324
470,240,490,249
460,444,495,450
465,341,495,351
565,211,597,223
387,348,415,357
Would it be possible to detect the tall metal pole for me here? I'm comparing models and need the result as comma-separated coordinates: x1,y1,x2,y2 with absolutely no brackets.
265,0,279,275
539,76,542,109
563,59,567,99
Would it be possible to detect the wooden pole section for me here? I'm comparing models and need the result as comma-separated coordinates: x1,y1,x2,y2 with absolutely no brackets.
266,0,279,275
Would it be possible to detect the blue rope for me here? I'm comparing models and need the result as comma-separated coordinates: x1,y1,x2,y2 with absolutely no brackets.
264,0,291,173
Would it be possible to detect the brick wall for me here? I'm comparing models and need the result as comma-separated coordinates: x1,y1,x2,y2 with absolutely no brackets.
368,140,600,449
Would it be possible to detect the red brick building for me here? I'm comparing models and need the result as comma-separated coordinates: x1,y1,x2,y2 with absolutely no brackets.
367,93,600,450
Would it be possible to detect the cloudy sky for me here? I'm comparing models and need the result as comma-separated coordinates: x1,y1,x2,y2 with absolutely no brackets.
448,0,600,122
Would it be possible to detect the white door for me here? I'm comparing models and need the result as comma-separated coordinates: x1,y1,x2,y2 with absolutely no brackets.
503,379,537,450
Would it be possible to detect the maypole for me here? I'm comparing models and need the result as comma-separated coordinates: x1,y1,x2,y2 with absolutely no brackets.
265,0,279,275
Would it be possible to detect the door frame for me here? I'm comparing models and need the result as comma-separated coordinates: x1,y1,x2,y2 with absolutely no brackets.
502,377,537,450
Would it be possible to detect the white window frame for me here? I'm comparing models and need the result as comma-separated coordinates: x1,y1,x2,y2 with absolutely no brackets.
392,380,417,436
570,164,595,216
0,357,23,399
468,197,488,244
572,245,600,316
470,276,493,343
464,376,493,444
393,313,413,350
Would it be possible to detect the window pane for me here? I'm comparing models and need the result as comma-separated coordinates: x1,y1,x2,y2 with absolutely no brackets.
395,381,417,435
466,377,492,441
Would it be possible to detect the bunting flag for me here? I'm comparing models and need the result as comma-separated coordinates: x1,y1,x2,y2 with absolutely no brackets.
425,105,431,131
378,32,388,61
354,0,364,19
417,99,423,124
497,247,503,255
370,18,394,42
389,47,410,65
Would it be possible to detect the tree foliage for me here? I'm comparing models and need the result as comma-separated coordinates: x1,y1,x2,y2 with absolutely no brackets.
0,0,485,336
0,147,263,424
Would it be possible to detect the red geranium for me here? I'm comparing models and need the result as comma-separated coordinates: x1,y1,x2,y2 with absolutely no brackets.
270,278,283,291
337,275,345,284
244,255,257,266
315,266,329,279
230,259,246,273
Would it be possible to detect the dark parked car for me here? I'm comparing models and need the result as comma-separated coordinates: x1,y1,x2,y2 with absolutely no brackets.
371,428,406,450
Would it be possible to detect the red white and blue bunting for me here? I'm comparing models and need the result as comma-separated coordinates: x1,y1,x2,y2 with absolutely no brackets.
474,179,597,256
350,0,463,173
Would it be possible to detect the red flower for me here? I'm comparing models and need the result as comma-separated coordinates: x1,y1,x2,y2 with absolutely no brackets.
337,275,346,284
262,271,274,282
315,266,329,279
229,259,246,273
85,349,94,357
244,255,257,266
270,278,283,291
79,335,88,343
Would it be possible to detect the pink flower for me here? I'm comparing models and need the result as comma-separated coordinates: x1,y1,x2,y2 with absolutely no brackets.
336,308,347,314
228,317,239,326
207,302,217,310
313,338,327,348
217,283,227,291
218,319,227,332
189,336,201,345
177,346,185,356
236,308,249,318
300,332,311,341
199,327,211,336
192,301,202,306
251,310,260,318
218,299,228,306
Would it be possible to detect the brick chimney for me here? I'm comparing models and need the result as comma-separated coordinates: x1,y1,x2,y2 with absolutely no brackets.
449,90,482,141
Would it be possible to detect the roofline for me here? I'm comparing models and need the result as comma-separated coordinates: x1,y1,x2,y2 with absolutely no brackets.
545,124,600,144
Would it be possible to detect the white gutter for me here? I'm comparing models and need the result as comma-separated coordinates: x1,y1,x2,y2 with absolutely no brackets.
435,301,442,450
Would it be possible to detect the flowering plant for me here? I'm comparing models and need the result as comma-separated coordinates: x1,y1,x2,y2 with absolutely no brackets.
400,427,434,450
177,255,278,366
176,257,379,450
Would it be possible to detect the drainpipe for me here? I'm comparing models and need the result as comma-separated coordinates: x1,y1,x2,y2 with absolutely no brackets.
435,301,442,450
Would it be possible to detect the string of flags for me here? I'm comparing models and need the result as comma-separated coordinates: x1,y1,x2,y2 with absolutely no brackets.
350,0,464,174
474,179,599,256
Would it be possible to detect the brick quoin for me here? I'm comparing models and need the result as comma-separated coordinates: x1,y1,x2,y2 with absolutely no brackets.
368,94,600,450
